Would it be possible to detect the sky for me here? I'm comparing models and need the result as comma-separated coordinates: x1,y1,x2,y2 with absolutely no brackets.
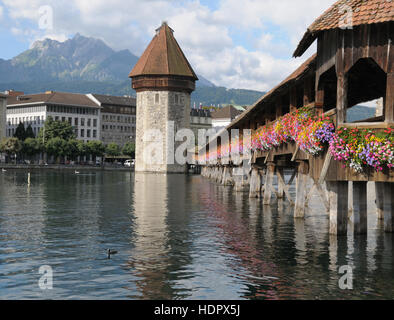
0,0,337,92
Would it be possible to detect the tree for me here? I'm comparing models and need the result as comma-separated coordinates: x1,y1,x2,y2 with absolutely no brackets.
86,140,105,162
25,124,35,139
45,137,68,163
106,143,121,157
22,138,41,158
76,140,88,158
14,122,26,141
0,138,22,163
38,116,75,143
122,142,135,158
65,139,80,161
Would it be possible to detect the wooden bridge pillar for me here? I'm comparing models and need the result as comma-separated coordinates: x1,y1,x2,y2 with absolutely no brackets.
221,166,233,186
263,163,275,204
383,183,394,233
294,161,308,218
375,182,384,220
277,167,285,199
249,166,262,198
353,181,367,235
327,181,349,235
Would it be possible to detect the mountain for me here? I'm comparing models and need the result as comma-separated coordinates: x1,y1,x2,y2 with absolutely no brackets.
0,33,263,106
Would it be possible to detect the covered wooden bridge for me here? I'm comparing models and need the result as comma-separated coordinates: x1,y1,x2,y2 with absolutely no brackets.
199,0,393,235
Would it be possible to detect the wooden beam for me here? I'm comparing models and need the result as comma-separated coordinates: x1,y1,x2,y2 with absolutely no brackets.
385,72,393,123
295,161,308,218
290,86,297,113
336,73,348,125
263,163,275,205
353,181,367,235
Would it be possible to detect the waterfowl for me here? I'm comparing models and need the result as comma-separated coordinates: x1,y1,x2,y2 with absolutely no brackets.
107,249,118,259
75,170,80,174
1,168,6,172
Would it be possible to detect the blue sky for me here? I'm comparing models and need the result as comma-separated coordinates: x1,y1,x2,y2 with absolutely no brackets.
0,0,336,91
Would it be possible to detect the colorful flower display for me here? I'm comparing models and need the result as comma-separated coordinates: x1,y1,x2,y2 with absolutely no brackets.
329,127,394,172
198,106,394,173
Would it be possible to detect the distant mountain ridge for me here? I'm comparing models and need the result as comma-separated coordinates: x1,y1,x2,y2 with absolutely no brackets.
0,33,215,87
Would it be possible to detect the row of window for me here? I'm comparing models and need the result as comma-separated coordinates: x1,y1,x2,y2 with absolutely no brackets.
77,129,97,138
102,114,135,124
102,125,135,133
8,116,45,126
47,105,98,115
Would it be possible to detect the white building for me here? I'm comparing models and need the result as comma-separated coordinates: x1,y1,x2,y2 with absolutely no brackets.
0,93,6,140
6,91,102,142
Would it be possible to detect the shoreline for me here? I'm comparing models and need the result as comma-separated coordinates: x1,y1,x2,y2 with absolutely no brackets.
0,164,134,171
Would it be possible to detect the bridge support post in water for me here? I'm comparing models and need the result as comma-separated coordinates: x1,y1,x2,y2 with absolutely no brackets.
221,166,233,186
277,168,285,199
294,161,308,218
375,182,385,220
263,163,275,204
249,166,262,198
353,181,367,235
327,181,349,235
383,183,394,233
233,168,248,192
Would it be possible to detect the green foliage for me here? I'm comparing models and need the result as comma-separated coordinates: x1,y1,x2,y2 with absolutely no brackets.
76,140,89,157
86,140,105,157
0,137,23,155
122,142,135,158
14,122,27,141
25,124,35,139
22,138,41,157
38,116,75,142
66,139,80,160
45,137,68,158
106,143,121,157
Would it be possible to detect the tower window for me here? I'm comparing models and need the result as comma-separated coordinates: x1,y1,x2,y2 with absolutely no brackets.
155,93,159,104
175,94,179,104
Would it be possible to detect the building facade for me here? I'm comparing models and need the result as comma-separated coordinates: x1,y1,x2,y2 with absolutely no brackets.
87,94,136,147
0,93,6,140
210,105,243,129
6,91,101,142
190,109,212,144
129,22,198,173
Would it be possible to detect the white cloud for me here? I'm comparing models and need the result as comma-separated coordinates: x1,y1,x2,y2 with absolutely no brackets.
1,0,337,91
0,6,3,20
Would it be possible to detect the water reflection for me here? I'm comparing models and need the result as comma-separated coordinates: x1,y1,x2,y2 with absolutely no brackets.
0,172,393,299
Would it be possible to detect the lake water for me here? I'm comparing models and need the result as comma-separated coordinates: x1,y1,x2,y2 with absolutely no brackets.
0,170,393,299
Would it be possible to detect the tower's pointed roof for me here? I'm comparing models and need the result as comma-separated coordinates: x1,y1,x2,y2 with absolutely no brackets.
129,22,198,80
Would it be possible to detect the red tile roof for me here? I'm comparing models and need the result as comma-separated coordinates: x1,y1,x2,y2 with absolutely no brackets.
129,22,198,80
294,0,394,57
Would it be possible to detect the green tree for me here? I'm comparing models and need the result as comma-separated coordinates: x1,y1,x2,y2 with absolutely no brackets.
65,139,80,161
25,124,35,139
76,140,88,158
45,137,68,163
87,140,105,162
22,138,40,158
14,122,27,141
38,117,75,143
122,142,135,158
106,142,121,157
0,138,22,163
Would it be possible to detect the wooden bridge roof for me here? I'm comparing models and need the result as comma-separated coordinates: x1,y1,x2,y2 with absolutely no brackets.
227,54,317,130
129,22,198,80
293,0,394,57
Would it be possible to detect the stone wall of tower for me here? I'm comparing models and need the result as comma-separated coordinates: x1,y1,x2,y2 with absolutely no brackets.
135,90,191,173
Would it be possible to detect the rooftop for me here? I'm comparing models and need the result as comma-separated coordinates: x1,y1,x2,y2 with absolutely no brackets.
7,91,100,108
294,0,394,57
129,22,198,80
211,105,244,120
91,94,136,106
